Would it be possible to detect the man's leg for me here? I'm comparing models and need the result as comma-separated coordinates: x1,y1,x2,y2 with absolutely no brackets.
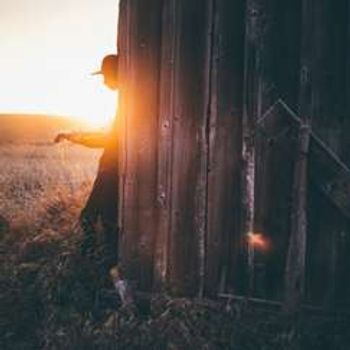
100,217,119,272
80,209,98,256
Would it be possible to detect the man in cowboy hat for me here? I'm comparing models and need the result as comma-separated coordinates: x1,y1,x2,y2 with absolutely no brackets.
56,54,120,274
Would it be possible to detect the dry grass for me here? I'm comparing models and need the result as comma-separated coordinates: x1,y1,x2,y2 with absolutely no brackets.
0,142,100,228
0,141,101,349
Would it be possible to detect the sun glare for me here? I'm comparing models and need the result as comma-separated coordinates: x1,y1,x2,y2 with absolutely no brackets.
70,87,119,130
0,0,119,131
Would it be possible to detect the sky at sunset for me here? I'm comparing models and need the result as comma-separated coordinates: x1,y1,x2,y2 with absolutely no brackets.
0,0,119,128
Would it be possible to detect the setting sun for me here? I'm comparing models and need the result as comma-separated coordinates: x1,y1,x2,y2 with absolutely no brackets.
0,0,119,130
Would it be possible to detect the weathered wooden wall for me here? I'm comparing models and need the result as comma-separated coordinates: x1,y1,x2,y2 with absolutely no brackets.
115,0,350,309
117,0,163,291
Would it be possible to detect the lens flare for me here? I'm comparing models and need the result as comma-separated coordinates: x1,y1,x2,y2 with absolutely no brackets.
247,232,269,251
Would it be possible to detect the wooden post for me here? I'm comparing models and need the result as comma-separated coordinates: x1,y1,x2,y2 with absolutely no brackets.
284,0,313,313
204,0,245,296
284,123,310,313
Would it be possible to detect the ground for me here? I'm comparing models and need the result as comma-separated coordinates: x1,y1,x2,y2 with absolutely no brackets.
0,118,349,350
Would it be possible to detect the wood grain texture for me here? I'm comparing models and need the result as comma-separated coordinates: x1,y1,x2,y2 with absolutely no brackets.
114,0,350,307
164,0,210,296
117,0,162,291
204,0,245,297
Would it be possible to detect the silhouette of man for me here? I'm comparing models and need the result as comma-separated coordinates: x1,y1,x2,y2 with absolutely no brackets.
56,55,120,272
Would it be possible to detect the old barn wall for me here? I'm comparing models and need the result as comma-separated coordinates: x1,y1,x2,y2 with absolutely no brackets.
115,0,350,309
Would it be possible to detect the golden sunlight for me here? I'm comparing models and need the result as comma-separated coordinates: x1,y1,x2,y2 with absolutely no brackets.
0,0,119,130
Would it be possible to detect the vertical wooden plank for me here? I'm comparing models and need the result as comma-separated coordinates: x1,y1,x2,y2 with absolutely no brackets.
196,0,215,298
165,0,211,296
284,0,313,313
306,192,343,306
156,0,246,297
304,0,350,308
116,0,162,291
267,0,301,108
241,0,264,296
255,106,298,300
310,0,347,151
204,0,245,296
284,124,310,312
252,0,301,300
153,0,178,291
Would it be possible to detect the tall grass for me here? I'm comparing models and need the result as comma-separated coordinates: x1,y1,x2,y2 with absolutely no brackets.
0,142,101,230
0,142,102,350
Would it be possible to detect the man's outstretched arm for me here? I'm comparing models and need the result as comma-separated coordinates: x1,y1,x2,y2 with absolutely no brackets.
54,132,106,148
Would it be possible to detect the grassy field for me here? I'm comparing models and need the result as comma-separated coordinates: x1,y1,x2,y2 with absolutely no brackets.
0,142,100,229
0,117,105,349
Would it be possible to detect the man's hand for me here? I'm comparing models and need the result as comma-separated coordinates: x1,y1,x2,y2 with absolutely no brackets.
54,133,67,143
54,132,106,148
